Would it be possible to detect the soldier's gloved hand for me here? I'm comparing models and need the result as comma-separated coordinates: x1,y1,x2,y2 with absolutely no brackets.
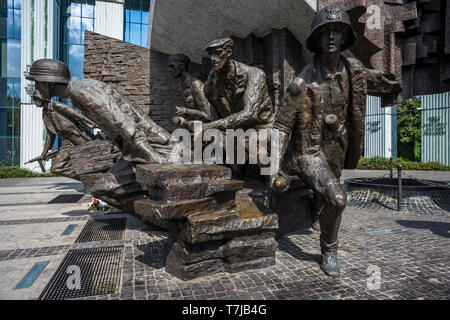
40,150,48,161
270,170,289,194
173,116,194,132
175,106,187,117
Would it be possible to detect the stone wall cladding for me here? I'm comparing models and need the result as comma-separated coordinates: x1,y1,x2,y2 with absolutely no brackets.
83,31,151,121
149,50,184,132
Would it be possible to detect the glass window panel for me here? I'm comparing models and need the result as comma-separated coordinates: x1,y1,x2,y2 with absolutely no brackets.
68,16,81,44
0,0,7,8
130,10,141,24
81,18,94,42
0,7,6,19
1,39,7,77
82,3,94,18
13,0,20,10
129,23,141,46
6,8,12,37
70,2,81,17
142,11,149,25
0,109,7,136
13,137,19,165
0,16,6,37
61,16,69,43
14,8,20,38
142,0,150,12
6,0,12,8
5,106,12,136
81,18,94,33
141,24,148,47
7,38,20,77
13,106,19,136
124,23,130,42
68,44,84,79
0,78,7,106
0,137,12,166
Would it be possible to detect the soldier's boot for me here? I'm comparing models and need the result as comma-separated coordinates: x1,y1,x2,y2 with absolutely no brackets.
320,238,340,278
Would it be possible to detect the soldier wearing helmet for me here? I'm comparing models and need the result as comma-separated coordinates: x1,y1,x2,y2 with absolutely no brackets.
25,59,97,178
270,5,401,277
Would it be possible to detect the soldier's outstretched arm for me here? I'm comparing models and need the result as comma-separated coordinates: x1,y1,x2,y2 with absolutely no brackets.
52,101,98,128
366,68,402,96
203,69,269,131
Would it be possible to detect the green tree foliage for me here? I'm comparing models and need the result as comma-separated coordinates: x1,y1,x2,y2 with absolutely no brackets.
397,98,422,161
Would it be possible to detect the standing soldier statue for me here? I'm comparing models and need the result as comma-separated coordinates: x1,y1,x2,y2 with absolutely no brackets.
25,59,97,178
270,5,401,277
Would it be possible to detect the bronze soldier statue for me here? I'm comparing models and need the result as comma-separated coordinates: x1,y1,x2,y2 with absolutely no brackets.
176,38,274,132
168,54,215,123
25,59,97,178
270,5,401,277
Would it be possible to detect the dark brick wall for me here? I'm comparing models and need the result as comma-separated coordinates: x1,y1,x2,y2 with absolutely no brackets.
84,29,304,132
83,31,151,120
149,50,184,132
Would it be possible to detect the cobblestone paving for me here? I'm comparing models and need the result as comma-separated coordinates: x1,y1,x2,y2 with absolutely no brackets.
346,186,450,215
76,192,450,300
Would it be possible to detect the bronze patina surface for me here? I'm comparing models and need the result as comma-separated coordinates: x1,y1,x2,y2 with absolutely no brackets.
270,4,401,278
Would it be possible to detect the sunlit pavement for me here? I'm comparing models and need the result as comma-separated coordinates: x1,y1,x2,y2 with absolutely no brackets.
0,171,448,300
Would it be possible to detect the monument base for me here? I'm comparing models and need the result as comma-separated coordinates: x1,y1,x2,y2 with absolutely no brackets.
134,164,313,280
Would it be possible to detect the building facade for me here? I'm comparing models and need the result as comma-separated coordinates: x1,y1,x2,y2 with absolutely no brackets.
1,0,449,171
0,0,149,171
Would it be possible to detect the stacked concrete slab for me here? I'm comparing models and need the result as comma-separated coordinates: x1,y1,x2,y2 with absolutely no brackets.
134,164,279,280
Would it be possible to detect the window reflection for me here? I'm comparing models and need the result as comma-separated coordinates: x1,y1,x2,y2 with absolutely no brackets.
0,0,20,166
124,0,149,47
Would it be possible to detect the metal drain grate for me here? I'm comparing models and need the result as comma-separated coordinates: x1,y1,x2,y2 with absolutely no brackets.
48,194,84,204
39,246,123,300
75,218,126,243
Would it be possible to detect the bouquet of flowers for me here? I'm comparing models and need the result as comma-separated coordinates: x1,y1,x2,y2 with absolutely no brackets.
88,198,110,212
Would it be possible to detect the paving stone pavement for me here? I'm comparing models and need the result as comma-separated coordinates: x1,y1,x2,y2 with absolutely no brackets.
1,173,449,300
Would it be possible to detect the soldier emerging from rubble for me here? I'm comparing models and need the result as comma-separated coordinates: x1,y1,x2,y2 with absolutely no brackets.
270,5,401,277
25,59,184,213
25,59,97,179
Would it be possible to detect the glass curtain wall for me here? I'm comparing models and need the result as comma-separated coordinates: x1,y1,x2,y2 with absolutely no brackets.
0,0,21,166
124,0,149,47
58,0,95,78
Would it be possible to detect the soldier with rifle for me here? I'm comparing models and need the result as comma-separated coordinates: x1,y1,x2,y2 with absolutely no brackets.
25,59,97,178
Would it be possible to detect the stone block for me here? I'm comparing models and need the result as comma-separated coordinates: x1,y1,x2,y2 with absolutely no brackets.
136,163,232,186
180,209,278,244
147,179,243,202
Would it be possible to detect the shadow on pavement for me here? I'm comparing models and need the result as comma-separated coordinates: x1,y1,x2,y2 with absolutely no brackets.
396,220,450,238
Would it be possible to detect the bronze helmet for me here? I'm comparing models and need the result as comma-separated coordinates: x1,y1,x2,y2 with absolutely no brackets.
25,59,70,84
306,5,357,54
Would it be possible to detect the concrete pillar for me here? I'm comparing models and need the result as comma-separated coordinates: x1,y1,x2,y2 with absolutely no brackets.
364,95,397,158
95,0,124,41
20,0,57,172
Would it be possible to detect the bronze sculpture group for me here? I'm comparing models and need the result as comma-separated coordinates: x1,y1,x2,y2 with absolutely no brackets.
25,5,401,278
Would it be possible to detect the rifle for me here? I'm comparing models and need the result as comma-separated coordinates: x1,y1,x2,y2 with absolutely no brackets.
24,149,59,173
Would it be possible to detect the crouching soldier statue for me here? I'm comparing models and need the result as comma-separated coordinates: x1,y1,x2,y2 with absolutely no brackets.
270,5,401,277
25,59,97,179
